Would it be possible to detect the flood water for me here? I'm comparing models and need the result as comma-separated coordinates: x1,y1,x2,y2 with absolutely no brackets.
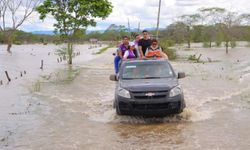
1,44,250,150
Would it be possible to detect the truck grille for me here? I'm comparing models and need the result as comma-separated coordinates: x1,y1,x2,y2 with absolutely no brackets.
132,102,180,110
131,91,168,100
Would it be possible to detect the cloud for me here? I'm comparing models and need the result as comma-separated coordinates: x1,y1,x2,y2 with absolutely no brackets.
14,0,250,32
175,0,201,7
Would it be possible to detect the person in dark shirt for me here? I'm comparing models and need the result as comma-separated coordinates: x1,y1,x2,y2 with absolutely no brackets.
138,30,152,58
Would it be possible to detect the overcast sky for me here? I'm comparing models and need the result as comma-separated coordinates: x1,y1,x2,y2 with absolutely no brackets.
19,0,250,31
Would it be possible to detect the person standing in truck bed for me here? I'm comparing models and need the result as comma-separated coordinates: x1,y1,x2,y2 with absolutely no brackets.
114,36,130,74
145,39,168,59
138,30,152,58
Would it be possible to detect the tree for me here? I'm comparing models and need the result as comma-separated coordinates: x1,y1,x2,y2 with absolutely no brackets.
36,0,113,64
219,11,242,54
198,7,226,48
179,14,201,48
192,25,203,43
240,13,250,42
0,0,41,53
104,24,128,41
164,22,187,44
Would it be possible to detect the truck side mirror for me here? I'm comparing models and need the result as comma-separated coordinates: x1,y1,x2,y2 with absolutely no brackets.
178,72,185,79
110,74,118,81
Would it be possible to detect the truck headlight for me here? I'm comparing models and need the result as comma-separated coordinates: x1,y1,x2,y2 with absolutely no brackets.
118,88,131,98
169,85,182,97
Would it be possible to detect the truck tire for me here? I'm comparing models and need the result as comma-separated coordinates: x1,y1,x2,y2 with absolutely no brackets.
116,103,122,115
177,108,183,114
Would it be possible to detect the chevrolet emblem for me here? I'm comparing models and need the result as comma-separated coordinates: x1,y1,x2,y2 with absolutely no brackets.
145,92,155,97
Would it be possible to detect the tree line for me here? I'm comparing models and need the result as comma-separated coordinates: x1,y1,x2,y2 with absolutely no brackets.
1,3,250,59
160,7,250,53
0,30,61,45
1,7,250,47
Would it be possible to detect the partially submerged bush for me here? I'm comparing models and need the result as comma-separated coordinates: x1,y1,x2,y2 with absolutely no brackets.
162,48,177,60
188,54,197,61
188,54,203,63
203,42,210,48
160,39,177,60
160,39,175,47
230,41,236,48
246,42,250,47
215,41,222,47
14,41,22,45
55,43,73,64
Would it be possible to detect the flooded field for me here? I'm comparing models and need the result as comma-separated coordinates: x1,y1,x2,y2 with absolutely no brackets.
1,44,250,150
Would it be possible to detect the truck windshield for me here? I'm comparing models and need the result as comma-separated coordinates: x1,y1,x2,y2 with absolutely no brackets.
122,62,174,80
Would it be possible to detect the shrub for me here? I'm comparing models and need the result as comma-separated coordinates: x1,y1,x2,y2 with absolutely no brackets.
162,48,177,60
203,42,210,48
215,41,222,47
14,41,22,45
188,54,197,61
160,39,175,47
160,39,177,60
230,41,236,48
246,41,250,47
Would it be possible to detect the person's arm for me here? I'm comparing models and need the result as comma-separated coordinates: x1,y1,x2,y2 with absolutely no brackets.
159,47,168,59
118,50,123,59
161,51,169,59
138,40,144,58
123,51,129,60
139,46,144,58
145,48,149,57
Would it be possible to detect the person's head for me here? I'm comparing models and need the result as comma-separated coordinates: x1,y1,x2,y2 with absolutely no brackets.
122,36,130,45
142,30,149,39
129,42,135,50
151,39,158,48
134,34,140,42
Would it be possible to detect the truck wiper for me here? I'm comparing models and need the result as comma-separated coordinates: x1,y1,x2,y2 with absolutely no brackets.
122,78,134,80
122,77,164,80
144,77,162,79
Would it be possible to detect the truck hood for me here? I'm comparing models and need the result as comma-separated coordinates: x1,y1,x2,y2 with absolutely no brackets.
120,78,178,92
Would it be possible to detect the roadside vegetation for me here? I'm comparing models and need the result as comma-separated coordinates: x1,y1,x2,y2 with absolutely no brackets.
95,45,114,54
1,6,250,57
159,39,176,60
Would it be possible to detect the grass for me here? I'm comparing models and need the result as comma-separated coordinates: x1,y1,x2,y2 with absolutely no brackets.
95,45,113,54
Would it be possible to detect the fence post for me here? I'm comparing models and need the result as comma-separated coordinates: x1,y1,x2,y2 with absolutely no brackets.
5,71,11,82
40,60,44,70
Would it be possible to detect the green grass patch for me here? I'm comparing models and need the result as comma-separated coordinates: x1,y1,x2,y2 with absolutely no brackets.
95,45,113,54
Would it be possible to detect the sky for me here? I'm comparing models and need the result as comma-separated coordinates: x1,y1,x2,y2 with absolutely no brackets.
15,0,250,32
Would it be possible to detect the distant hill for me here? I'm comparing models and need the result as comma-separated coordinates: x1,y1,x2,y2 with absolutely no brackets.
31,27,164,35
31,31,55,35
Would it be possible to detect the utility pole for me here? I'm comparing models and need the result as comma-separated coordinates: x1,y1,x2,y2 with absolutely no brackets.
127,18,131,38
138,22,140,32
156,0,162,39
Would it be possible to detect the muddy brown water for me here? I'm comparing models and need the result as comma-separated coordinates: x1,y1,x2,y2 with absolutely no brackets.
1,44,250,150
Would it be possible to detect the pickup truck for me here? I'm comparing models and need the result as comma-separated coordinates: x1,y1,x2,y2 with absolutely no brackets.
110,59,186,117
